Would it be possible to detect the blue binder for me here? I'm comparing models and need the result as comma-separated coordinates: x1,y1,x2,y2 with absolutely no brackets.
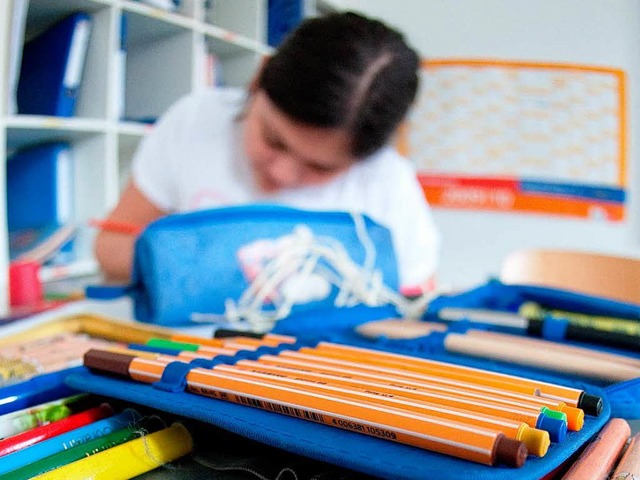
17,12,92,117
7,142,74,232
268,0,304,47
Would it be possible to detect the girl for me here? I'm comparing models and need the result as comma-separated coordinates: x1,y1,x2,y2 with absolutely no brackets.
94,11,440,292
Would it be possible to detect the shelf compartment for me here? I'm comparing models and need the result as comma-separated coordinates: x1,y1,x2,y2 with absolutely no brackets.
5,116,108,152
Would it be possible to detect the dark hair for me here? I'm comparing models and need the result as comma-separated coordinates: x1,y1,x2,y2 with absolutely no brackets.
257,11,420,158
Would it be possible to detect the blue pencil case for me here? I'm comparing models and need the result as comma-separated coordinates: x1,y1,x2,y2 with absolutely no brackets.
129,205,400,328
66,302,616,480
418,278,640,419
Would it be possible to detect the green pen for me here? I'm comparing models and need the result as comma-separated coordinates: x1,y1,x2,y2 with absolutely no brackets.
539,406,568,423
145,338,200,352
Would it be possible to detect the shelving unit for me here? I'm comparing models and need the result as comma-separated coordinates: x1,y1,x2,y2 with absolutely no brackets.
1,0,344,312
0,0,279,312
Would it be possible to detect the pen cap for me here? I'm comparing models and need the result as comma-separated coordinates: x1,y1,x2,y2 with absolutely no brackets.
560,406,585,431
9,260,43,307
536,413,567,443
494,435,528,467
517,425,550,457
578,392,603,417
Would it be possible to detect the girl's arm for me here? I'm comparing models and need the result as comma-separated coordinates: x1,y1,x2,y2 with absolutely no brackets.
93,181,167,282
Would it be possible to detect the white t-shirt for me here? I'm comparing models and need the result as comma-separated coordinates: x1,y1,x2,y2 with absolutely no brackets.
132,88,440,287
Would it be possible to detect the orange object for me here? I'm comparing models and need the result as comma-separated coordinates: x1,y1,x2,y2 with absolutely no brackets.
89,219,144,235
258,352,584,431
611,432,640,480
84,349,528,467
222,360,550,456
562,418,630,480
310,342,594,410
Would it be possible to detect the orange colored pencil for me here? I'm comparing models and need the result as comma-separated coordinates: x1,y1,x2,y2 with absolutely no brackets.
562,418,630,480
611,432,640,480
89,219,144,235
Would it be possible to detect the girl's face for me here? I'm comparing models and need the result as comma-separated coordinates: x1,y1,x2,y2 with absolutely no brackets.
243,90,356,193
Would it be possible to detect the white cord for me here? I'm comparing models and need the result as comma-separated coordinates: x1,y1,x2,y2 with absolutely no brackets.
191,213,432,331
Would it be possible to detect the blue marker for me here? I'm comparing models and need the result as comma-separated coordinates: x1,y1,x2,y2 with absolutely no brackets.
0,367,85,416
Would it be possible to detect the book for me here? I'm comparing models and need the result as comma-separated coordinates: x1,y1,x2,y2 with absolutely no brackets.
9,224,77,265
268,0,304,47
6,0,29,115
114,14,128,119
17,12,92,117
7,142,74,232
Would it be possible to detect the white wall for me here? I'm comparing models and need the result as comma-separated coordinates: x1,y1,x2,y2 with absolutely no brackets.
341,0,640,290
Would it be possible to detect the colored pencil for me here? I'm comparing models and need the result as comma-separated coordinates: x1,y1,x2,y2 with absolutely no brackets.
84,349,528,467
0,409,140,475
561,418,631,480
611,432,640,480
355,318,447,339
3,414,160,480
0,394,92,440
466,329,640,369
31,423,193,480
0,404,113,457
357,317,640,370
445,330,640,382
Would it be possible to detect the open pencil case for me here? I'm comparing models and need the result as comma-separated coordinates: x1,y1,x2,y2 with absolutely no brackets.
416,278,640,419
66,300,614,480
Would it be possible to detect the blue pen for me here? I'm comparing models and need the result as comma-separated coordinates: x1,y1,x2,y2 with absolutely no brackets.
0,409,142,475
0,367,85,416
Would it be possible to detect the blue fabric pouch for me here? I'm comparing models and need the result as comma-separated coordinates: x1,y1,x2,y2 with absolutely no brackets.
66,332,611,480
420,279,640,419
130,205,401,329
65,275,636,479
